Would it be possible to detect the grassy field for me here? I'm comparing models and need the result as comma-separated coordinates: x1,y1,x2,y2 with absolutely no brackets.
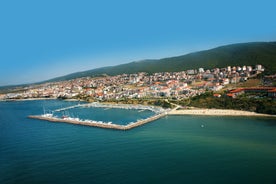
225,79,262,89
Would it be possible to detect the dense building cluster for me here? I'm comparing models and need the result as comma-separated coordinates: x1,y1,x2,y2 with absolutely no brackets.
1,64,266,101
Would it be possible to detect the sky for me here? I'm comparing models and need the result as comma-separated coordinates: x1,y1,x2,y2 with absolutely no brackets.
0,0,275,86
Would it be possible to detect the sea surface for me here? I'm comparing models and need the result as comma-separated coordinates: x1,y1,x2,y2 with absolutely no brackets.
0,100,276,184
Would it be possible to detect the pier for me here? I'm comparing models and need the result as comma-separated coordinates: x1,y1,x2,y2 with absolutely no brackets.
53,104,81,112
28,111,167,130
53,102,164,114
28,102,172,130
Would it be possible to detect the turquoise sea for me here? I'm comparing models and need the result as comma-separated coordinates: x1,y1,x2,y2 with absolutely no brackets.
0,100,276,184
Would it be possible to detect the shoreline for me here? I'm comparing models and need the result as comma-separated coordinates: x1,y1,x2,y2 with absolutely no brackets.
0,97,58,102
0,98,87,102
168,108,276,118
27,104,276,131
29,107,276,131
3,98,276,130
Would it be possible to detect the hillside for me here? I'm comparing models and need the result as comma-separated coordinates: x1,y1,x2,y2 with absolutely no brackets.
48,41,276,82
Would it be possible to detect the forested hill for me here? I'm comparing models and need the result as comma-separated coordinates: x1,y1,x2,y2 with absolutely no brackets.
48,41,276,82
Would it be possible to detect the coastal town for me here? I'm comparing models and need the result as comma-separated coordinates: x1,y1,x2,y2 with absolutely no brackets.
1,64,275,102
3,63,269,131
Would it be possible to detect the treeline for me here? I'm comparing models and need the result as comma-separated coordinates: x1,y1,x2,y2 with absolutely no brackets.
184,92,276,115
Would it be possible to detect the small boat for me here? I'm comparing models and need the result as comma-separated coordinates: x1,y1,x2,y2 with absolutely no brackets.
42,113,53,118
62,115,69,119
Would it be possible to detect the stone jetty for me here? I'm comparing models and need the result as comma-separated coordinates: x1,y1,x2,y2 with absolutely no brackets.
28,111,167,130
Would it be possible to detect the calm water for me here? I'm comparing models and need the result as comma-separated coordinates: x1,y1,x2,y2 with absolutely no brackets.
52,103,155,125
0,100,276,184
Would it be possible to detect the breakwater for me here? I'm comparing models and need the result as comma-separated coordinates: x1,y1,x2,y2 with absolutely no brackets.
53,102,164,114
28,111,167,130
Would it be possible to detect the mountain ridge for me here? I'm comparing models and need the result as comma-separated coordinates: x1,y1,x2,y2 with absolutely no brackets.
1,41,275,91
37,41,276,82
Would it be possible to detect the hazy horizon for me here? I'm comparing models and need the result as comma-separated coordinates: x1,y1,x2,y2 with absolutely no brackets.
1,0,276,86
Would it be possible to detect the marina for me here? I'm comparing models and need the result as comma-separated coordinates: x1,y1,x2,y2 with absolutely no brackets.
28,111,167,130
28,102,168,130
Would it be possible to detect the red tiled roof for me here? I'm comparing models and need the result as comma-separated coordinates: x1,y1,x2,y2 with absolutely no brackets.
268,89,276,92
230,88,244,93
230,87,276,94
213,94,221,97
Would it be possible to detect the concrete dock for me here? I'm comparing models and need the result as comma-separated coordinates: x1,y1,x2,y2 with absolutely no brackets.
28,112,167,130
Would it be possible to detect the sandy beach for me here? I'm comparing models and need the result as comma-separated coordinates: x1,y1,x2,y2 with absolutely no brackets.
169,108,276,118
